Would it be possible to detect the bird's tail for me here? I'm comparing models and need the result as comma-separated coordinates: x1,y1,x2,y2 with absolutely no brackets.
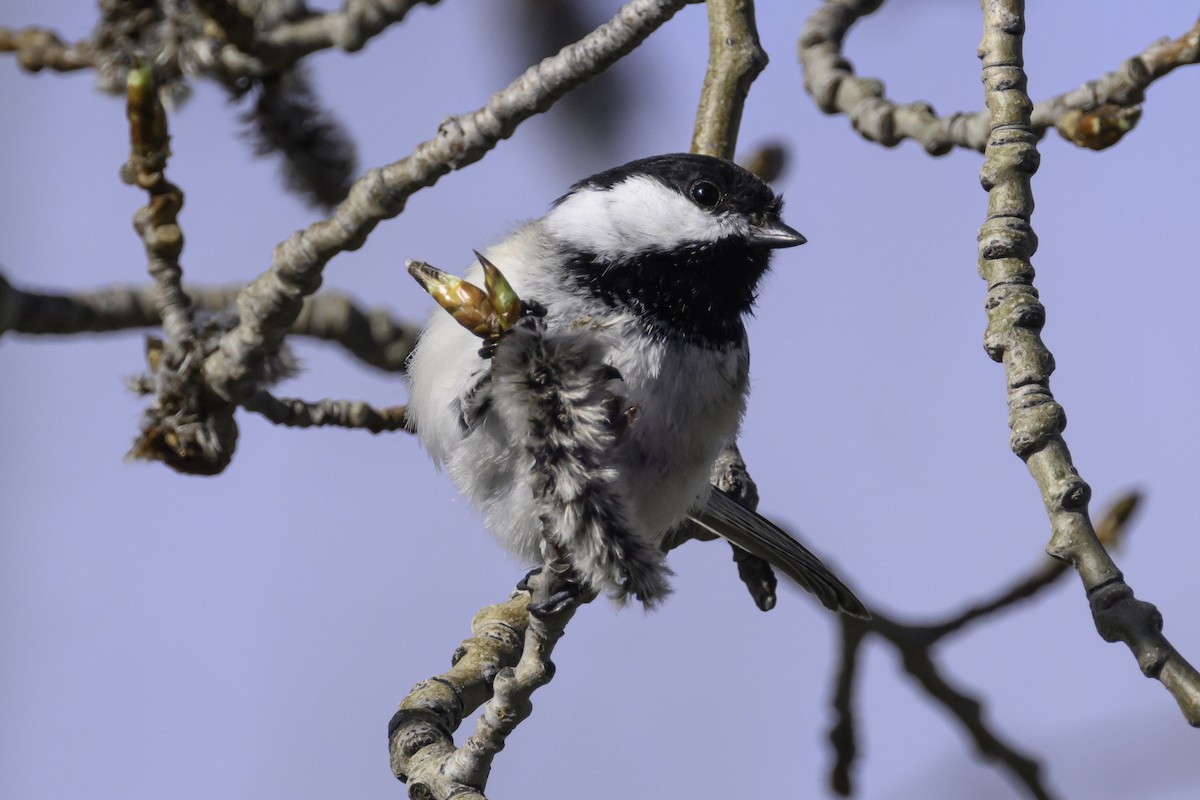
689,487,869,618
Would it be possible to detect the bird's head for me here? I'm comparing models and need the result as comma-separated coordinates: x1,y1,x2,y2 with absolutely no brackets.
544,153,804,345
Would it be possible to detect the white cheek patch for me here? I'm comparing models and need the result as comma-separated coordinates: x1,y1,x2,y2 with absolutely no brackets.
545,176,746,260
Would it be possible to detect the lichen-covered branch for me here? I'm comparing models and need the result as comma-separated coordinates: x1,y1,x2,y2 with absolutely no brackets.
121,66,195,346
0,26,95,72
388,593,532,795
390,560,585,800
242,390,407,433
799,0,1200,154
975,0,1200,726
201,0,692,422
0,276,418,373
691,0,767,159
441,555,584,791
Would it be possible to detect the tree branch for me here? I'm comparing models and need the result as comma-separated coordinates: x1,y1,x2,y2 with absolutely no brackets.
389,592,533,795
390,561,586,800
690,0,767,159
0,26,95,72
242,390,407,432
201,0,693,421
121,65,195,346
976,0,1200,726
0,277,418,374
441,553,584,790
197,0,441,78
799,0,1200,154
685,0,787,610
826,493,1141,798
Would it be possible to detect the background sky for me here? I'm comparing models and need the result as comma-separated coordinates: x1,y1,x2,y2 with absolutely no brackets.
2,1,1198,798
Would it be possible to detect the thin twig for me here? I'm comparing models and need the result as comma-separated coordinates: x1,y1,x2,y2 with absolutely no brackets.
922,492,1141,641
201,0,692,424
799,0,1200,154
826,494,1140,797
828,621,865,795
242,390,408,433
976,0,1200,727
121,66,195,346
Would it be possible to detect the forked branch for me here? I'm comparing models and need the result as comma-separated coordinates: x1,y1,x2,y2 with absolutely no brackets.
975,0,1200,726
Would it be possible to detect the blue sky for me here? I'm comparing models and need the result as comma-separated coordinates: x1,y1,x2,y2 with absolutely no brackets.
2,2,1198,798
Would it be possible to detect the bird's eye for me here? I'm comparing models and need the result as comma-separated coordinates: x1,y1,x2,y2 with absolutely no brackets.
689,180,720,208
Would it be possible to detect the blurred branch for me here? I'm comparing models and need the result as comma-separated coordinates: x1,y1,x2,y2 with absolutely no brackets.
799,0,1200,154
976,0,1200,727
117,67,232,473
243,391,407,432
240,67,358,210
0,276,418,374
922,493,1141,641
825,493,1140,798
739,141,786,183
0,26,94,71
206,0,441,76
121,65,195,346
199,0,693,468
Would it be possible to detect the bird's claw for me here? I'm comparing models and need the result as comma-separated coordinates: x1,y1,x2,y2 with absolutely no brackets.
528,583,581,618
517,566,582,617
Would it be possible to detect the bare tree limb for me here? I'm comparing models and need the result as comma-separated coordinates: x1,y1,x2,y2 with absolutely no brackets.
799,0,1200,154
198,0,693,458
976,0,1200,726
116,67,236,473
0,26,95,72
242,390,407,432
0,4,436,82
441,552,585,791
691,0,767,159
922,492,1140,641
826,493,1141,798
391,563,587,800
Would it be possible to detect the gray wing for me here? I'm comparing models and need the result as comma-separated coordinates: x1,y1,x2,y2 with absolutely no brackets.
689,487,869,618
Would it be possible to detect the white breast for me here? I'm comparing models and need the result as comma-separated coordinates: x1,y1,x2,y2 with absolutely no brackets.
405,221,750,564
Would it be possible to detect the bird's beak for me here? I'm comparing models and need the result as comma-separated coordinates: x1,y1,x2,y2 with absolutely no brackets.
747,219,807,249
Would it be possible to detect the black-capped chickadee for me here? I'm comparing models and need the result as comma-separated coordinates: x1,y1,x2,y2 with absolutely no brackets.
406,153,866,617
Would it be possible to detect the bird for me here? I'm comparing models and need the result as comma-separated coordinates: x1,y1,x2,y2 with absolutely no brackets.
405,152,867,617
